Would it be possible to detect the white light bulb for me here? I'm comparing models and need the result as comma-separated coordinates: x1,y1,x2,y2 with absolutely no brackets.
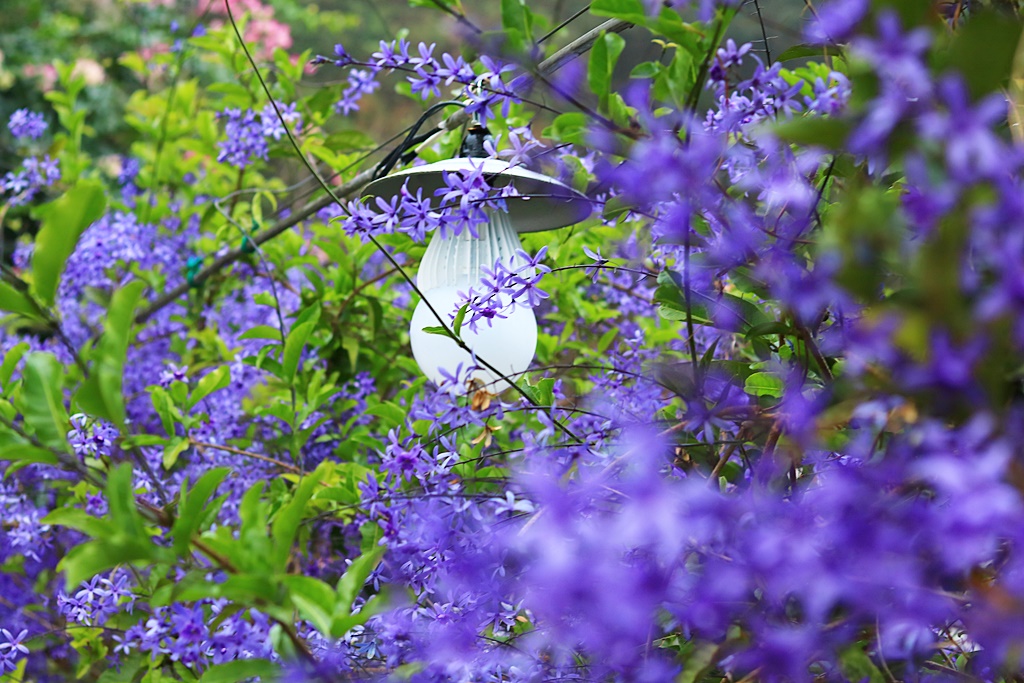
409,210,538,390
409,286,537,389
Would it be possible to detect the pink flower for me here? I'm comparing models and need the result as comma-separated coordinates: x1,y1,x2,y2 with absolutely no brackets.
72,58,106,86
245,18,292,57
22,63,57,92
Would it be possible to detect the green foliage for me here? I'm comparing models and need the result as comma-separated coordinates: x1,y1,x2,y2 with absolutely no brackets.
75,280,146,426
30,181,106,307
48,464,174,589
18,353,71,451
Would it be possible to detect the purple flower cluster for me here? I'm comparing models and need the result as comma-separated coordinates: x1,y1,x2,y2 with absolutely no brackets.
1,155,60,205
342,162,517,243
704,42,804,132
217,108,268,168
260,101,303,141
113,601,276,666
322,38,519,120
217,103,302,168
67,414,119,460
0,483,51,563
456,247,551,332
6,108,47,140
57,572,135,626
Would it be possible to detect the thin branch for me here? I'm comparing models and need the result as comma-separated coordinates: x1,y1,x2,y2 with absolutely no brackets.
190,439,300,473
750,0,772,64
538,3,593,44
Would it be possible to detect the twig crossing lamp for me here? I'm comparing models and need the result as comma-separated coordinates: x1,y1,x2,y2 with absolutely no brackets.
362,125,590,389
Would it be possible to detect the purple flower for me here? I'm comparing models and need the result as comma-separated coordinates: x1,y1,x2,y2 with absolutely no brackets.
805,0,869,44
491,491,534,515
399,185,441,242
0,629,28,672
435,53,474,86
372,38,412,69
332,42,355,67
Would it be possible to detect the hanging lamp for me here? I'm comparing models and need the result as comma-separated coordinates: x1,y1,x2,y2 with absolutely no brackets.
361,123,590,389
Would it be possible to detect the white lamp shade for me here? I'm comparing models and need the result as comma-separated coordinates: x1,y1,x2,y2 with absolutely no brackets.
410,286,537,390
362,158,591,234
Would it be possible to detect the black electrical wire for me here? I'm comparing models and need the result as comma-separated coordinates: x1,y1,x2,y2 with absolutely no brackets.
372,100,467,180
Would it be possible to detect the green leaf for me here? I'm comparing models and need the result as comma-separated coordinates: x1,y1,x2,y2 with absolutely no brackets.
282,308,320,383
149,387,178,436
58,537,160,590
501,0,531,51
75,280,147,426
654,270,767,331
119,434,165,448
333,545,386,636
452,303,469,337
107,463,147,538
409,0,458,8
0,342,30,389
744,372,785,399
597,328,618,353
588,32,626,108
745,321,792,338
237,325,283,341
630,61,662,79
939,12,1023,100
364,402,407,427
602,196,634,222
31,180,107,307
676,642,719,683
43,508,111,538
0,444,59,466
162,437,190,470
776,43,833,63
591,0,648,23
254,292,277,307
20,353,70,450
0,657,27,683
172,467,231,554
421,325,450,337
542,112,590,146
239,481,268,531
270,471,322,572
325,130,376,152
0,281,42,319
198,659,279,683
523,377,555,406
188,366,231,410
282,574,337,635
838,647,884,683
773,117,850,149
330,593,386,639
341,336,360,373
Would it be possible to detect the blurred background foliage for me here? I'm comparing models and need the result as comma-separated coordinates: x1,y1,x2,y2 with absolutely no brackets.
0,0,808,156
